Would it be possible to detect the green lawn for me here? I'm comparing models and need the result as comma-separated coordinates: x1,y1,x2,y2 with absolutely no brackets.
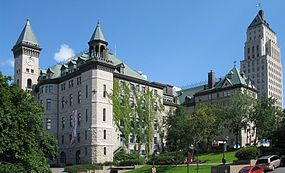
194,151,237,163
127,151,237,173
126,165,215,173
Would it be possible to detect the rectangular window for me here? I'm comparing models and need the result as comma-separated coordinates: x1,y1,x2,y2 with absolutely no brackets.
78,113,81,126
142,100,145,109
103,84,106,98
45,86,49,93
70,80,74,88
85,130,88,140
130,97,134,108
86,85,88,98
120,81,124,89
69,94,73,106
46,118,51,130
104,147,106,155
130,84,134,91
136,85,140,92
85,109,88,122
154,89,157,96
154,102,157,111
130,135,134,143
104,130,106,139
85,147,87,156
142,86,145,93
120,95,124,106
61,97,65,108
77,133,80,143
103,108,106,121
49,85,53,93
40,87,43,93
154,137,157,144
31,69,34,73
61,135,64,144
46,99,51,110
70,115,73,127
26,68,29,72
154,120,158,130
61,83,66,91
77,77,81,85
62,117,65,129
78,91,81,104
69,134,72,142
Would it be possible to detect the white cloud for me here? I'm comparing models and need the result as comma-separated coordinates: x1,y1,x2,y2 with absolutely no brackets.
0,59,14,68
7,59,14,67
54,44,75,62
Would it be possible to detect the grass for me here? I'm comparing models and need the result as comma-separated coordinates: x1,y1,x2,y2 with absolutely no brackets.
193,151,237,163
127,151,237,173
126,165,215,173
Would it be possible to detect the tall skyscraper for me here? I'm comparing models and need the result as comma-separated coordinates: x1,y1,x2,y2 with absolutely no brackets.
240,10,283,107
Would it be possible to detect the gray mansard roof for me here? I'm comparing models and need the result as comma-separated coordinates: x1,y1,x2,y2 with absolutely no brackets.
40,53,147,81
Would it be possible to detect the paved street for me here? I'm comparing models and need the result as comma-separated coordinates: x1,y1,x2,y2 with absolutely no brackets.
270,167,285,173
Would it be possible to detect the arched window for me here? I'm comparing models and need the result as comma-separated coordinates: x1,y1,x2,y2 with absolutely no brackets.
90,46,94,57
95,45,99,57
60,152,66,164
76,150,80,164
100,46,105,58
27,79,32,89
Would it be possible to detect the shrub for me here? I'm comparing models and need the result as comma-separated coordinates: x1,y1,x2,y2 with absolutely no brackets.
64,164,102,173
148,151,187,165
119,157,145,166
235,147,261,160
114,150,138,162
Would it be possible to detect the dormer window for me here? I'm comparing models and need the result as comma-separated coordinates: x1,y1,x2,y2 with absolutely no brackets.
120,67,125,74
68,66,73,73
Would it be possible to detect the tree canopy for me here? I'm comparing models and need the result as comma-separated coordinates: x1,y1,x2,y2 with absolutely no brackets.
0,72,58,173
252,94,283,143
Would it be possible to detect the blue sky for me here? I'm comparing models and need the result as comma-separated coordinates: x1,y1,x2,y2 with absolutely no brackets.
1,0,285,97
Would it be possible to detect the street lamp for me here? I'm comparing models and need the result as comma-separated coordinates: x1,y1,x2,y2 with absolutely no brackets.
222,136,229,165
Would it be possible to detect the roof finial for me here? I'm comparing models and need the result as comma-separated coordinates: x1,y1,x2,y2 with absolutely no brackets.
234,61,237,67
97,19,100,26
26,18,30,25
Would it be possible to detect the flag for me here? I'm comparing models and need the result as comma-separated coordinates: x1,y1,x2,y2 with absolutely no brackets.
70,110,77,146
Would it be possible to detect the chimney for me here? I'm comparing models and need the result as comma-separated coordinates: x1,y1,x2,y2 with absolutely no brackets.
208,70,215,89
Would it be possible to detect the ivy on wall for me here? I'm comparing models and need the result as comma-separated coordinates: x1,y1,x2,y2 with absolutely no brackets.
108,78,163,157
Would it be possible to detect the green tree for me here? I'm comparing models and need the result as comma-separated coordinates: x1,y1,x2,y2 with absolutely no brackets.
223,92,255,147
165,106,188,152
0,72,58,173
252,95,283,144
186,105,220,147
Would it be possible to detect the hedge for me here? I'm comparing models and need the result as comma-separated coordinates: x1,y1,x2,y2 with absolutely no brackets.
235,147,261,160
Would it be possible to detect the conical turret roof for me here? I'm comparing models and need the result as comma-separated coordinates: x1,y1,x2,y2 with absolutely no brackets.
90,20,107,43
14,19,40,47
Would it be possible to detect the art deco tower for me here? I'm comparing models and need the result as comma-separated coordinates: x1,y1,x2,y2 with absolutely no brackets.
240,10,283,107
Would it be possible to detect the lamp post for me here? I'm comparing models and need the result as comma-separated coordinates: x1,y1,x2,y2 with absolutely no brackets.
222,136,229,165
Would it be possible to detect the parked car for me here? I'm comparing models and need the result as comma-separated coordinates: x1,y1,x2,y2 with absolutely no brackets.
255,155,281,171
238,166,264,173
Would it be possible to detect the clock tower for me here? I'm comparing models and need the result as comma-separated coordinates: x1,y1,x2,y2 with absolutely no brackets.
12,19,42,92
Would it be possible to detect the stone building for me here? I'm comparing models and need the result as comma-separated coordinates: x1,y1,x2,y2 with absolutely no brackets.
179,66,258,147
12,19,178,165
240,10,283,107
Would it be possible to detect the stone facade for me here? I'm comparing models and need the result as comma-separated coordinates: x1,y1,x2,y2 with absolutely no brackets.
13,20,178,166
240,10,283,107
